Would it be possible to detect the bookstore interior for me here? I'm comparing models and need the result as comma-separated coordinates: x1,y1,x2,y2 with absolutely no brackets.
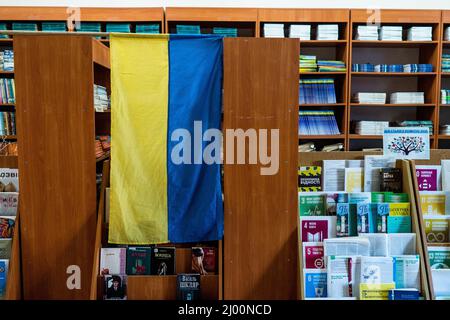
1,2,450,303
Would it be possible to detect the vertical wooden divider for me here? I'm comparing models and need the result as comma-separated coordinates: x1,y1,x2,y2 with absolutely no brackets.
14,35,97,299
223,38,299,299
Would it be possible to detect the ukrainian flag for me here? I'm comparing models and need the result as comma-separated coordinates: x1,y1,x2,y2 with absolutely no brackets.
109,34,224,244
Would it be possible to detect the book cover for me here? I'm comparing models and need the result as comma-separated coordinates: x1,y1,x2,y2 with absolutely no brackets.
302,242,324,269
0,239,11,259
0,193,18,216
388,289,420,300
299,166,322,192
344,168,364,193
299,193,324,216
126,247,152,275
103,274,127,300
348,192,372,204
325,193,347,216
192,247,216,274
356,203,377,234
151,247,176,275
387,216,412,233
424,216,450,243
443,160,450,192
420,191,446,215
177,273,200,301
392,255,420,289
379,168,402,193
416,165,442,191
300,216,337,242
389,203,410,216
376,203,390,233
322,160,346,192
0,216,14,239
100,248,126,276
303,269,327,298
364,155,396,192
327,256,361,298
428,246,450,269
360,283,395,300
387,233,416,256
336,203,357,237
0,259,8,299
360,256,394,285
0,168,18,192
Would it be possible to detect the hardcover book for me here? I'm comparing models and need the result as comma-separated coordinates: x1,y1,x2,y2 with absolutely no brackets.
302,242,325,269
177,273,200,300
126,247,152,275
379,168,402,193
299,194,325,216
151,247,176,275
299,166,322,192
100,248,126,276
103,274,127,300
192,247,216,274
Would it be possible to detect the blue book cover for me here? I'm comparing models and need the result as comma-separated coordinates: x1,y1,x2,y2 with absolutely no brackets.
387,216,412,233
304,269,327,298
388,289,419,300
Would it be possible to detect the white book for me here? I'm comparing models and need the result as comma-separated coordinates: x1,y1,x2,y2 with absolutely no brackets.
100,248,126,275
0,192,18,216
360,256,394,284
387,233,416,256
0,168,18,192
322,160,346,191
358,233,388,256
392,255,420,290
344,167,364,193
432,269,450,296
324,237,370,257
364,155,396,192
327,255,361,298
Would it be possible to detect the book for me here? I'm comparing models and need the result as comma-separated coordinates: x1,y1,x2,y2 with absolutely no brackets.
392,255,420,289
298,166,322,192
300,216,337,242
356,203,377,234
325,193,347,215
327,255,361,298
423,215,450,243
376,203,390,233
416,165,442,191
389,203,410,216
428,246,450,269
344,168,364,193
360,256,394,284
0,216,14,238
0,259,8,299
192,247,216,274
336,203,357,237
420,191,446,215
103,274,127,300
299,78,336,104
432,269,450,297
387,233,416,255
0,239,11,259
388,289,420,300
298,110,340,135
100,248,126,276
387,216,412,233
304,269,327,298
126,247,152,275
302,242,325,269
151,247,176,275
323,237,370,257
299,193,324,216
0,168,18,192
379,168,402,193
322,160,346,191
0,193,18,216
442,160,450,191
360,283,395,300
177,274,200,300
358,233,388,256
363,155,396,192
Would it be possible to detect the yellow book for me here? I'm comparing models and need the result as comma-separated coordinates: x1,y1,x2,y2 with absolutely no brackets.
360,283,395,300
420,192,445,215
389,203,410,216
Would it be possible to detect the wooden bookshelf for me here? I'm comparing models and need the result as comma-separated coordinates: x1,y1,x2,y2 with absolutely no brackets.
165,7,258,37
349,9,442,151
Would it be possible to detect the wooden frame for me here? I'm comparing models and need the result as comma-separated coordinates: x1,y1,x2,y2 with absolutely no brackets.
298,151,431,300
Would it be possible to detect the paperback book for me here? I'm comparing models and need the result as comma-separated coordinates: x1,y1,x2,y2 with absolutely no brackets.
177,274,200,300
100,248,126,276
126,247,152,275
151,247,176,275
104,274,127,300
192,247,216,274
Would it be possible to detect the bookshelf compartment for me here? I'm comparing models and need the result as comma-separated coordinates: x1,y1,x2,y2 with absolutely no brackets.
167,21,255,37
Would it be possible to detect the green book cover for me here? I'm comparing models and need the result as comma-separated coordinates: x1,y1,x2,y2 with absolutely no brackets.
299,194,324,216
428,246,450,269
126,247,152,275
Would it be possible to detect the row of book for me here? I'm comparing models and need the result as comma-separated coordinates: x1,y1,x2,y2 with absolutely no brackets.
352,92,425,104
0,50,13,72
299,55,346,72
441,125,450,135
0,112,16,136
299,78,337,104
442,54,450,73
175,25,237,37
352,63,433,73
353,120,433,136
94,84,109,112
355,25,432,41
263,23,339,40
0,79,15,104
0,168,18,299
299,111,340,135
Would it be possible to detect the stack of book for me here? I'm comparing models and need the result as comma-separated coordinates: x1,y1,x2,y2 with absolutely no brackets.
12,23,38,31
289,24,311,40
379,26,403,41
390,92,424,104
445,26,450,41
396,120,433,132
0,50,13,72
403,64,433,73
407,26,432,41
136,24,160,34
317,60,346,72
0,23,9,39
263,23,285,38
352,92,387,104
355,25,378,40
176,25,201,35
352,63,375,72
0,79,15,104
42,22,66,32
106,23,131,33
94,84,109,112
374,64,403,72
299,55,317,72
442,54,450,73
440,125,450,135
77,22,102,33
299,110,341,135
354,121,390,135
299,78,337,104
441,89,450,104
316,24,339,40
0,112,16,136
212,27,238,37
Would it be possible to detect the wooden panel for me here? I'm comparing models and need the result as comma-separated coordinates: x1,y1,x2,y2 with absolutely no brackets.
166,7,258,22
443,10,450,23
223,38,298,299
0,6,70,21
351,9,442,23
258,8,349,22
79,7,164,22
0,156,18,168
14,35,97,299
92,39,110,69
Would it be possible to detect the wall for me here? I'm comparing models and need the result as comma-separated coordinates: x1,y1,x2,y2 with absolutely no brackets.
2,0,450,10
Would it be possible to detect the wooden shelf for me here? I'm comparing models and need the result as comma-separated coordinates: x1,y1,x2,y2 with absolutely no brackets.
438,135,450,140
352,40,438,47
350,103,436,107
0,71,14,75
300,103,346,107
299,134,345,139
0,135,16,139
441,72,450,76
300,40,347,47
0,103,15,107
352,72,436,76
165,7,258,22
